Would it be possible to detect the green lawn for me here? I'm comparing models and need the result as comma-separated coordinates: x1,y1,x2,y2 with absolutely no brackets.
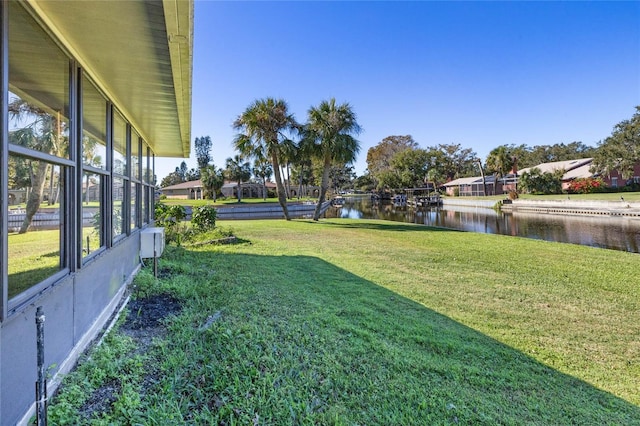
48,219,640,424
8,230,60,298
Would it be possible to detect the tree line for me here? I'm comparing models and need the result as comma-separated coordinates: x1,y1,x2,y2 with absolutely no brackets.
161,104,640,206
360,106,640,194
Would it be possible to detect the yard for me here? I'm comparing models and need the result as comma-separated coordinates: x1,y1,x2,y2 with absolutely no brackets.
48,219,640,424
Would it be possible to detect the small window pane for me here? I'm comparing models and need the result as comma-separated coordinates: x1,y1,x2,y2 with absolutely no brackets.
82,75,107,169
142,144,151,184
113,112,127,175
8,155,64,299
113,176,125,238
131,129,140,180
130,181,138,231
82,172,103,256
143,185,149,225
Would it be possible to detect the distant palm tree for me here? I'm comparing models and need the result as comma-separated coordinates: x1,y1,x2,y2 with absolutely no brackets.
233,98,300,220
485,146,515,195
305,98,361,221
252,158,273,200
225,155,251,202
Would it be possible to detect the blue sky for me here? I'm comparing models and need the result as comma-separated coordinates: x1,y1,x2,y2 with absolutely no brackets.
156,0,640,181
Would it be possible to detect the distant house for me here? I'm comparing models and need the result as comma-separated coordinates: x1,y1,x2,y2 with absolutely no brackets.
221,181,277,199
161,179,204,199
518,158,594,191
443,176,501,196
598,163,640,189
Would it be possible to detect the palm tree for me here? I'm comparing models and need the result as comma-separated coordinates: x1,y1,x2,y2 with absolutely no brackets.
225,155,251,202
200,164,224,201
252,158,273,200
485,146,515,195
305,98,361,221
233,98,300,220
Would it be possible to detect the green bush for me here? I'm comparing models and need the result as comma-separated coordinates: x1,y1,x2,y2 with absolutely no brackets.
191,205,217,232
154,202,187,245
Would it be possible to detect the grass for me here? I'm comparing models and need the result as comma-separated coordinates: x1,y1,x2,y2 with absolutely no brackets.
48,219,640,424
8,229,60,298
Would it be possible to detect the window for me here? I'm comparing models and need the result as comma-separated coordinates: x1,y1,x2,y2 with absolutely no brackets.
7,1,71,302
7,157,65,300
130,130,141,230
142,144,151,224
113,111,127,175
112,175,125,238
612,177,618,188
81,75,108,258
112,111,128,239
82,171,103,255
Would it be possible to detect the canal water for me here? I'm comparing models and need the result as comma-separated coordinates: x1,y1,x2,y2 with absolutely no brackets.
324,197,640,254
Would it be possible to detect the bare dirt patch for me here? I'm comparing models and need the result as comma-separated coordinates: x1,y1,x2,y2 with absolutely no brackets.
75,293,182,421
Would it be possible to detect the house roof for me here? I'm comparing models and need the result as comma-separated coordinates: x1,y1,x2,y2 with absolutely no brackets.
562,163,594,180
443,176,497,186
443,177,480,187
519,158,593,176
162,179,202,191
27,0,193,158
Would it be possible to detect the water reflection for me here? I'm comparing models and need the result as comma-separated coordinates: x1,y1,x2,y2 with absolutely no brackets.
324,197,640,253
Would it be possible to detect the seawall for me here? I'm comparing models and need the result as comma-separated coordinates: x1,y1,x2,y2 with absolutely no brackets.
501,199,640,218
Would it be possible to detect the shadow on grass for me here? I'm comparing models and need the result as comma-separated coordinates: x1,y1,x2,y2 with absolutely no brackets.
152,246,640,424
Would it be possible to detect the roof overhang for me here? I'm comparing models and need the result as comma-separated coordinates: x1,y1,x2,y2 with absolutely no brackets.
26,0,193,158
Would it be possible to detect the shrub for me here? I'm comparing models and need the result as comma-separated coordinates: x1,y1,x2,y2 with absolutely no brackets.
154,202,187,245
566,177,605,194
191,205,217,232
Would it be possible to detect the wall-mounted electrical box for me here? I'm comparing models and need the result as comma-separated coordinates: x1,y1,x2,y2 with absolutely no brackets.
140,227,165,258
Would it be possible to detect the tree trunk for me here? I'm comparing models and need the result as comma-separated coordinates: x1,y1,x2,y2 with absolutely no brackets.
262,177,267,200
298,166,304,200
19,161,49,234
48,165,55,205
236,181,242,202
313,156,331,221
271,153,290,220
477,159,487,196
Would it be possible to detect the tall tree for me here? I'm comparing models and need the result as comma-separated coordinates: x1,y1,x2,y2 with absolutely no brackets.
591,106,640,179
225,155,251,202
160,171,184,188
433,143,478,181
233,98,300,220
366,135,417,186
388,148,431,189
195,136,213,170
305,98,361,220
175,161,188,182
